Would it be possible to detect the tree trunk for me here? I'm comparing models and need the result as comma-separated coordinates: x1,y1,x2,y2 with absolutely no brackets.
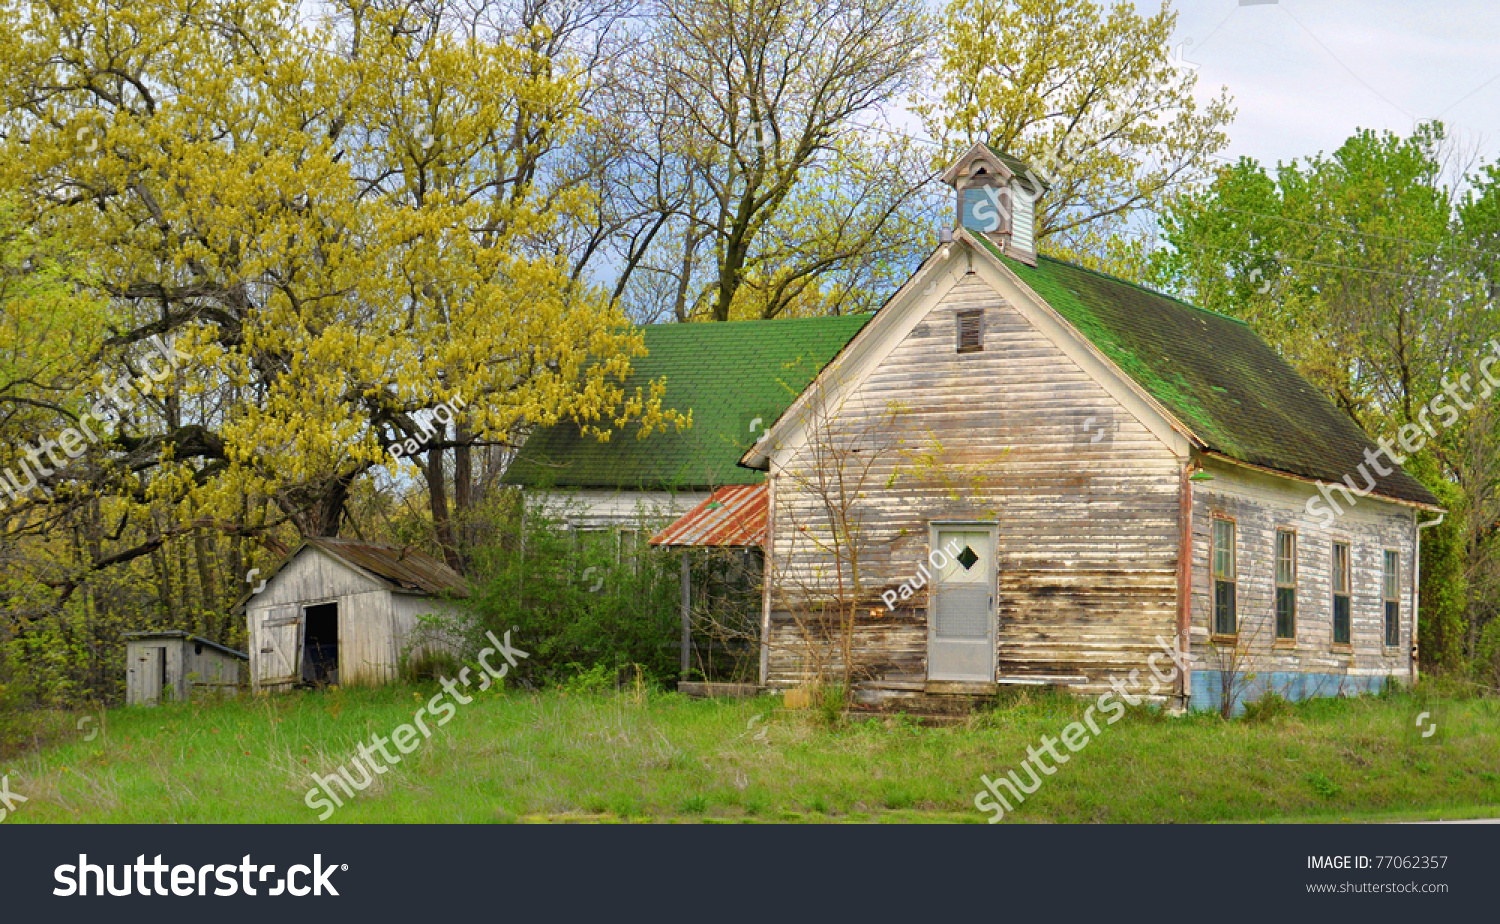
454,421,473,567
427,445,461,572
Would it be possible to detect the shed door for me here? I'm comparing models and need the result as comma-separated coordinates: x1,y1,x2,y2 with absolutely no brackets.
927,526,996,682
133,646,166,705
258,605,304,687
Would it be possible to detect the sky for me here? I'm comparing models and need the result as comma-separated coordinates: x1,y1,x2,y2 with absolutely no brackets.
1165,0,1500,176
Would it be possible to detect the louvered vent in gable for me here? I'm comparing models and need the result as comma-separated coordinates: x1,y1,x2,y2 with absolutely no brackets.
956,310,984,353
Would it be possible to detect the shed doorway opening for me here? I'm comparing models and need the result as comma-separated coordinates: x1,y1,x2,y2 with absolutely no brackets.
302,602,340,685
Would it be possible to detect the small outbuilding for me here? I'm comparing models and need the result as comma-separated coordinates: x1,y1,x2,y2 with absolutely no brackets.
233,538,469,692
124,630,247,706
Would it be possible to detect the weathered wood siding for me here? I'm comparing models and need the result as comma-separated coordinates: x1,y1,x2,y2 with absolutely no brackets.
178,642,243,695
126,637,242,705
766,274,1182,693
389,593,465,669
336,590,397,686
246,549,395,690
125,641,174,705
565,489,712,528
1188,458,1415,702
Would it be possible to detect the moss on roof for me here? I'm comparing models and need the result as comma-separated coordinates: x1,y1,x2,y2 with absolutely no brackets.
503,314,873,490
974,236,1438,508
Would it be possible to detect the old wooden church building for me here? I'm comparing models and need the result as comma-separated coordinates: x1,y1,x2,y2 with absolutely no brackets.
510,144,1446,712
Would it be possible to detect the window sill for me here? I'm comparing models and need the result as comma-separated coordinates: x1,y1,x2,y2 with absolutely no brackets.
1272,638,1297,649
1210,633,1239,645
1331,644,1353,654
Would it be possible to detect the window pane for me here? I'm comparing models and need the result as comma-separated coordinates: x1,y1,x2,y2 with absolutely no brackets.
1383,551,1399,599
1213,520,1235,579
1332,543,1350,594
1276,587,1296,639
1333,595,1351,644
1215,579,1237,635
1276,530,1296,586
1385,600,1400,646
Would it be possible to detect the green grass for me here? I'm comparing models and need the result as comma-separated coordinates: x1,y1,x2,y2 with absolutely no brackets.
3,684,1498,823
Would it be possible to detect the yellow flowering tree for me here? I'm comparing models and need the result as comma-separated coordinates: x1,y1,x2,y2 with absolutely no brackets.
0,0,678,588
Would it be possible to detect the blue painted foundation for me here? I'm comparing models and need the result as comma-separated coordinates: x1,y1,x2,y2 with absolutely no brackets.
1190,670,1396,715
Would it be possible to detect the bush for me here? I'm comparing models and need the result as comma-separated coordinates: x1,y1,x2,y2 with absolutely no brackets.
401,650,463,683
454,493,684,686
819,684,846,726
1241,692,1294,724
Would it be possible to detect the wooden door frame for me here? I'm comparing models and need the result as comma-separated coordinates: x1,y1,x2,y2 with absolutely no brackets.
299,597,341,685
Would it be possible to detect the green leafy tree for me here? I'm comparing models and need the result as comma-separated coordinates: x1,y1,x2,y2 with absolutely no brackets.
1152,123,1500,681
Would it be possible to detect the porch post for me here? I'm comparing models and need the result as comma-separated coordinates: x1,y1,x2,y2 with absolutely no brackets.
680,549,692,679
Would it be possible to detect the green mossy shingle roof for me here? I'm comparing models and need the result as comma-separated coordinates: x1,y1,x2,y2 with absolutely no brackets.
976,237,1439,508
503,314,873,490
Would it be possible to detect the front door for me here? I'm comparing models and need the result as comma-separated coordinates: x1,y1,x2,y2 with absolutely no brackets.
927,525,996,682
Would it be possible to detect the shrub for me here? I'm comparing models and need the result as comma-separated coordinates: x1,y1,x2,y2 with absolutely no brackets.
1241,692,1294,724
454,493,683,686
400,650,463,683
819,684,845,726
561,663,616,695
1304,772,1341,799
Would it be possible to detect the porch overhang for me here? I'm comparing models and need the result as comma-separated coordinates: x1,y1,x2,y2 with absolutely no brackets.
650,484,767,549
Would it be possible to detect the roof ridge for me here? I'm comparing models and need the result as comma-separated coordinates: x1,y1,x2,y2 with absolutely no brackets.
1035,253,1250,327
640,313,874,331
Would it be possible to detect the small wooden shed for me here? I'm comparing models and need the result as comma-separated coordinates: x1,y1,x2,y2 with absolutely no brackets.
124,631,247,706
233,538,469,692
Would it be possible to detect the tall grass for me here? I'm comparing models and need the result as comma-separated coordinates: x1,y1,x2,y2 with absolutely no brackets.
3,682,1497,823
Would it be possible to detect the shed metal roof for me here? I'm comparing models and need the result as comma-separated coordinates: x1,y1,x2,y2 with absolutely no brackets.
307,538,470,596
123,630,248,661
229,538,469,614
651,484,767,548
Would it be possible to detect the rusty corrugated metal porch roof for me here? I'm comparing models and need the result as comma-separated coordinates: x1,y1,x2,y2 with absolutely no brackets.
650,484,767,548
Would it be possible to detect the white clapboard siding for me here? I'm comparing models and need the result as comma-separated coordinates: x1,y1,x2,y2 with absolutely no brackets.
1189,458,1415,679
767,275,1182,693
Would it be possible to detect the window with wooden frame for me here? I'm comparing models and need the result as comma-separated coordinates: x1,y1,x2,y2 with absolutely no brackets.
956,310,984,353
1332,541,1352,646
1275,529,1297,640
618,527,646,573
1212,518,1237,636
574,526,612,563
1383,550,1400,647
